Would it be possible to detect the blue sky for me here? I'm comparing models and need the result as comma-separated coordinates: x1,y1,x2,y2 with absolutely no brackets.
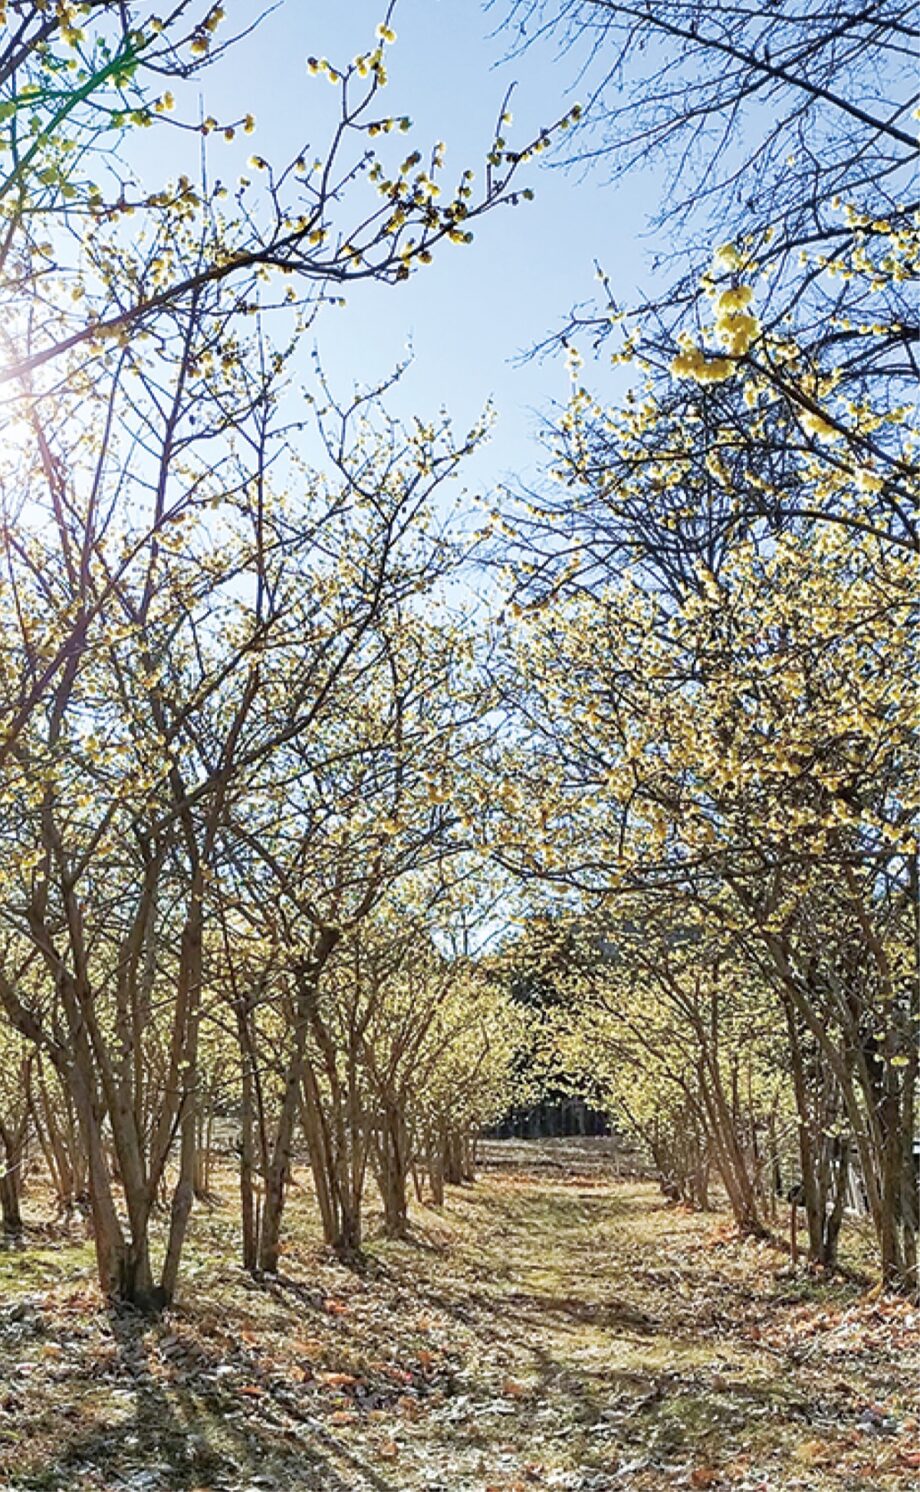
142,1,661,498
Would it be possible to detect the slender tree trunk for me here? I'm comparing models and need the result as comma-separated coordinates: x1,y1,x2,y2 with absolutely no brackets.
444,1129,464,1185
0,1142,24,1236
379,1106,409,1238
159,889,205,1307
258,1062,301,1274
239,1037,259,1274
300,1063,339,1247
902,855,920,1296
428,1132,445,1207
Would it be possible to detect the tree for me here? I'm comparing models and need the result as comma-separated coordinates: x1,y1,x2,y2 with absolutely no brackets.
218,577,493,1267
495,394,917,1284
502,0,916,365
529,907,787,1226
1,1,573,772
489,5,916,1291
0,307,494,1305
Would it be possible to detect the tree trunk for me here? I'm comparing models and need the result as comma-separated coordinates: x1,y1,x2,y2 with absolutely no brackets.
428,1131,445,1207
159,889,205,1307
444,1129,464,1185
300,1063,339,1247
0,1163,23,1236
378,1106,409,1239
258,1063,300,1274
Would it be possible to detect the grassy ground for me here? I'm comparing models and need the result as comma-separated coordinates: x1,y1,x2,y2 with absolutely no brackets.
1,1143,918,1491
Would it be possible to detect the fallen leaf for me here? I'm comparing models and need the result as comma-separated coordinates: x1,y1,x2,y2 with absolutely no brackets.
690,1469,720,1489
292,1337,326,1360
318,1371,359,1389
795,1439,834,1466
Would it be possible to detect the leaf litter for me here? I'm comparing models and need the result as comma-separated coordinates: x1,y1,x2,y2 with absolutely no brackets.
1,1141,918,1491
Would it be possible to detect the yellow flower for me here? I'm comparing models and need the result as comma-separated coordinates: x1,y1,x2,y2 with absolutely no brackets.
714,242,743,270
714,284,754,315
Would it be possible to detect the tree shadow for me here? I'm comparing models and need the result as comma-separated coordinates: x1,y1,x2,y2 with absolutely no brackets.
6,1301,402,1492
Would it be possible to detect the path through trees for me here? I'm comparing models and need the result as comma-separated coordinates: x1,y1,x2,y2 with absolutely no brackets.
2,1142,918,1491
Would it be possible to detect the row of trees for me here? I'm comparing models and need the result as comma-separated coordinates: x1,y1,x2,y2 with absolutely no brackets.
487,0,918,1289
0,899,519,1288
0,2,541,1307
0,292,527,1305
492,284,915,1273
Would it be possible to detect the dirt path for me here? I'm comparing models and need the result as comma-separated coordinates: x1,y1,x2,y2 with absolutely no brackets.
1,1147,918,1491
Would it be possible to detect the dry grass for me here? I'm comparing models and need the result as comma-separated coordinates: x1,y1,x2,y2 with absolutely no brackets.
1,1142,918,1491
